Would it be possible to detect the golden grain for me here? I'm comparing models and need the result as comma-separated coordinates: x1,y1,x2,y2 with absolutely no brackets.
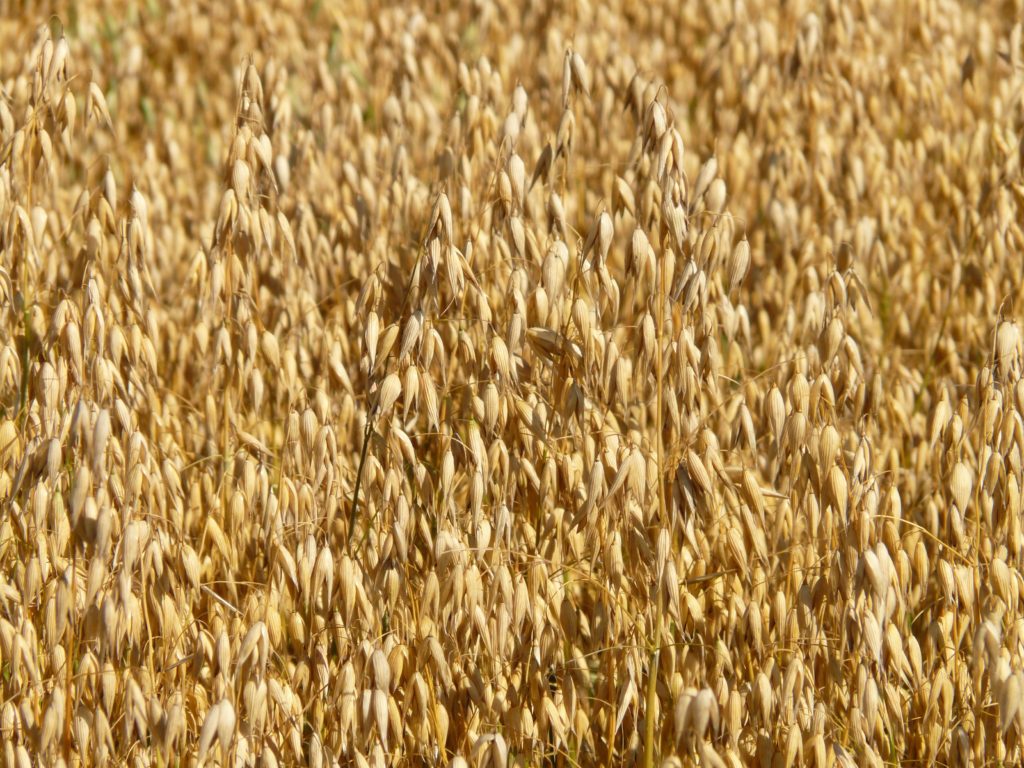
0,3,1022,766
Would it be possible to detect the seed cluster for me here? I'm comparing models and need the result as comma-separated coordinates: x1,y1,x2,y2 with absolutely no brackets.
1,3,1024,767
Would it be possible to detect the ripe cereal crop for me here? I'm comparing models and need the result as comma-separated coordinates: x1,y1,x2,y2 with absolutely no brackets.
1,3,1024,767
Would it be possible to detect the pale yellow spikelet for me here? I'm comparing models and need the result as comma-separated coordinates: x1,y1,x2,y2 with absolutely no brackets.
0,4,1019,767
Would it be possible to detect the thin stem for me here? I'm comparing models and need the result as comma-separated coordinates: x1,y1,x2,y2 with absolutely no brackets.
346,413,375,554
643,235,669,768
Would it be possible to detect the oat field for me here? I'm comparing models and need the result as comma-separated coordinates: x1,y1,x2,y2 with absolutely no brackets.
2,1,1024,766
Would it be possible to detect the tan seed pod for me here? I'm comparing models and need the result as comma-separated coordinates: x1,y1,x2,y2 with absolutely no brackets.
765,386,786,443
949,462,973,511
377,373,402,416
399,310,423,363
826,465,849,517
